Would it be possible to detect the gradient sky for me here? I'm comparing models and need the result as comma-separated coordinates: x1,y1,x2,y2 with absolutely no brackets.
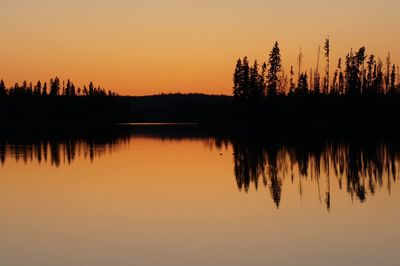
1,0,399,95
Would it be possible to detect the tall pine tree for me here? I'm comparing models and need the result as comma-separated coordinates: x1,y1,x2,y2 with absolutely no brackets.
266,42,282,97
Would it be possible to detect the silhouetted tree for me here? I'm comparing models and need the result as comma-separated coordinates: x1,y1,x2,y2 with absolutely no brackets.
65,79,72,96
385,53,391,94
242,57,250,99
345,47,366,95
42,82,48,96
289,66,295,95
21,80,28,96
332,69,338,94
324,37,330,94
83,86,88,96
336,59,344,94
397,66,400,89
249,60,264,98
374,59,384,94
366,54,375,94
313,71,321,95
259,63,267,96
34,81,42,96
233,58,243,99
313,45,321,95
50,77,60,96
70,82,76,96
89,81,94,96
266,42,282,97
27,82,33,96
390,64,396,94
295,73,309,96
278,69,288,95
0,80,6,96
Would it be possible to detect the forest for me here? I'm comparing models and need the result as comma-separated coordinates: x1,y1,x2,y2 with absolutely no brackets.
0,77,130,125
229,39,400,127
233,38,399,98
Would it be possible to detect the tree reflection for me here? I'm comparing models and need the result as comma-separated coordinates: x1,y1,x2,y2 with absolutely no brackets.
0,129,131,167
233,138,400,209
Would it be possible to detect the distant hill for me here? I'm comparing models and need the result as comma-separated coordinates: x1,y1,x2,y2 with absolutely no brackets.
126,93,400,129
127,93,232,123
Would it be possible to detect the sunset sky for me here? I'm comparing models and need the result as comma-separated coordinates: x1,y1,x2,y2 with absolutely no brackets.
1,0,399,95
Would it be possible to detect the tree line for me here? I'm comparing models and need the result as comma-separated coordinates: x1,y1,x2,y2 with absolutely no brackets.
0,77,118,97
0,77,129,125
233,38,400,99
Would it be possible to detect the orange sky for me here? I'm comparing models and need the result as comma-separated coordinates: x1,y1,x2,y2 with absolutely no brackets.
1,0,399,95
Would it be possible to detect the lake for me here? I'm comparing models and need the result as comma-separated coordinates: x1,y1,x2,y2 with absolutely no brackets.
0,125,399,266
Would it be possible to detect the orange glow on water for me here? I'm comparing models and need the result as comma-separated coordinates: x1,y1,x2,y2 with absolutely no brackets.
0,136,400,265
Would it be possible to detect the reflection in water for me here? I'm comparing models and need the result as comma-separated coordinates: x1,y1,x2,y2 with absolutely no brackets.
0,133,131,167
233,139,399,210
0,126,398,210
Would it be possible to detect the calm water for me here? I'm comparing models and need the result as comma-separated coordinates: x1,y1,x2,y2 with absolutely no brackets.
0,126,399,266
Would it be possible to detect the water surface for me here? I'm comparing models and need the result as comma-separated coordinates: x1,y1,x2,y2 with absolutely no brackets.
0,126,399,266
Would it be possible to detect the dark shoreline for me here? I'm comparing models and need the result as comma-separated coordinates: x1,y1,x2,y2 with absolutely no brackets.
1,94,400,131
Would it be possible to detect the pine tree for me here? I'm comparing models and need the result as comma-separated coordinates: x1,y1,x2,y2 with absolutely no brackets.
390,64,396,94
296,73,309,96
249,60,261,98
356,47,366,93
385,53,391,94
35,81,42,96
20,80,28,96
89,82,95,96
332,70,338,94
366,55,375,94
338,58,344,94
233,58,243,98
70,83,76,96
65,79,72,96
278,69,288,95
289,66,295,95
42,82,48,96
266,42,282,97
313,71,320,95
0,80,6,96
242,57,250,99
50,77,60,96
297,47,303,80
375,59,383,94
27,82,33,96
259,63,267,97
397,66,400,88
83,86,88,96
314,45,321,95
324,37,330,94
345,47,365,95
